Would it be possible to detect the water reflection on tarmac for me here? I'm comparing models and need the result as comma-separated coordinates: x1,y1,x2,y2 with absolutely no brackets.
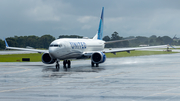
1,53,180,101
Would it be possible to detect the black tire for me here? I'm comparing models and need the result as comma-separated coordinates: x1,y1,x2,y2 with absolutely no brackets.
63,60,66,68
58,64,60,69
56,64,60,69
56,65,58,69
91,62,94,67
96,63,99,67
67,60,71,68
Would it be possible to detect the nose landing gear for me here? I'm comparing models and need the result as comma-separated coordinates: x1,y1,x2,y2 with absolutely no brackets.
56,61,60,70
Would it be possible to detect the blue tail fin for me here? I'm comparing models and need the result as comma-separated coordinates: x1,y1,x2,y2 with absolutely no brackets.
97,7,104,40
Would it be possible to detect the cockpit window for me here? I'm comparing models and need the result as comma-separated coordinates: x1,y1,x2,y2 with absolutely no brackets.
49,44,53,47
54,45,58,47
49,44,62,47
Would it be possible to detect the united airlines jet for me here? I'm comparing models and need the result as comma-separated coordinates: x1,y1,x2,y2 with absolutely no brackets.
4,7,167,69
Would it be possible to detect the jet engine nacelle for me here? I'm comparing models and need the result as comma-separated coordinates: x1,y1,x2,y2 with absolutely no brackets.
42,53,56,64
91,52,106,64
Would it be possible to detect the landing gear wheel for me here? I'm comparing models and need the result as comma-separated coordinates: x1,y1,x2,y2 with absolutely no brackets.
67,60,71,68
96,63,99,67
63,60,67,69
56,64,59,69
56,61,60,70
63,60,71,69
91,62,94,67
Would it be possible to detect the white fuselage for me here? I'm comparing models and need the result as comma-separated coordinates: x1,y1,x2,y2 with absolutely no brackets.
49,38,105,60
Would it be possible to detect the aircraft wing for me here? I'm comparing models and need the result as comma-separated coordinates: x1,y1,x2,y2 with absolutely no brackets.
82,45,168,57
4,38,48,53
103,45,168,53
6,46,48,53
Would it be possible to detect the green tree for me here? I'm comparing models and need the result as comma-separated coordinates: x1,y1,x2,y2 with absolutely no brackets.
103,36,110,41
161,36,172,44
0,39,5,50
111,31,122,40
6,37,18,47
2,35,55,50
59,35,83,39
103,36,111,48
39,35,55,49
26,36,39,48
156,36,163,45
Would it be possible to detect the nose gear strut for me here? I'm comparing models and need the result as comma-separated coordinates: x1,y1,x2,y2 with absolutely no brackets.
56,61,60,70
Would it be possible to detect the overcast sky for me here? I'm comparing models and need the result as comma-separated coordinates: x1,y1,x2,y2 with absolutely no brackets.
1,0,180,39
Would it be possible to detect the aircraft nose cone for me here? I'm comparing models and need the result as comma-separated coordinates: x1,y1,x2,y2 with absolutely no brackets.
49,47,57,58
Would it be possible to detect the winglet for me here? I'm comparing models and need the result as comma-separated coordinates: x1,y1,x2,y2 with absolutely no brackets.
97,7,104,40
4,38,9,47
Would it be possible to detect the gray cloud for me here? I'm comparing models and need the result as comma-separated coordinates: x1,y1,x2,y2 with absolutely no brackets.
0,0,180,40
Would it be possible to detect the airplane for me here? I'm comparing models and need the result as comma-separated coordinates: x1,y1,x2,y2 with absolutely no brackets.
4,7,168,69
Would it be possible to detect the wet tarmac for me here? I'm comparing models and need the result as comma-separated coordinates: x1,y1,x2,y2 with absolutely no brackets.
1,53,180,101
0,51,36,55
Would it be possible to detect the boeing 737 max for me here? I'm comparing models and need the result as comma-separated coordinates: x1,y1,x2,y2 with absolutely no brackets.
4,7,168,69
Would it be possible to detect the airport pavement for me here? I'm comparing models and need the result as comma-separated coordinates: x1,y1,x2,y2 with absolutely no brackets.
0,51,36,55
0,53,180,101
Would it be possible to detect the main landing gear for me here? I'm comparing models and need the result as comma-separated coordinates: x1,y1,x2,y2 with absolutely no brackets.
55,60,71,70
91,61,99,67
63,60,71,69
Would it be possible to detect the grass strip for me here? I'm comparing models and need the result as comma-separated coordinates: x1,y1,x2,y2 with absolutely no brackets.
0,53,42,62
0,51,178,62
105,50,177,58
